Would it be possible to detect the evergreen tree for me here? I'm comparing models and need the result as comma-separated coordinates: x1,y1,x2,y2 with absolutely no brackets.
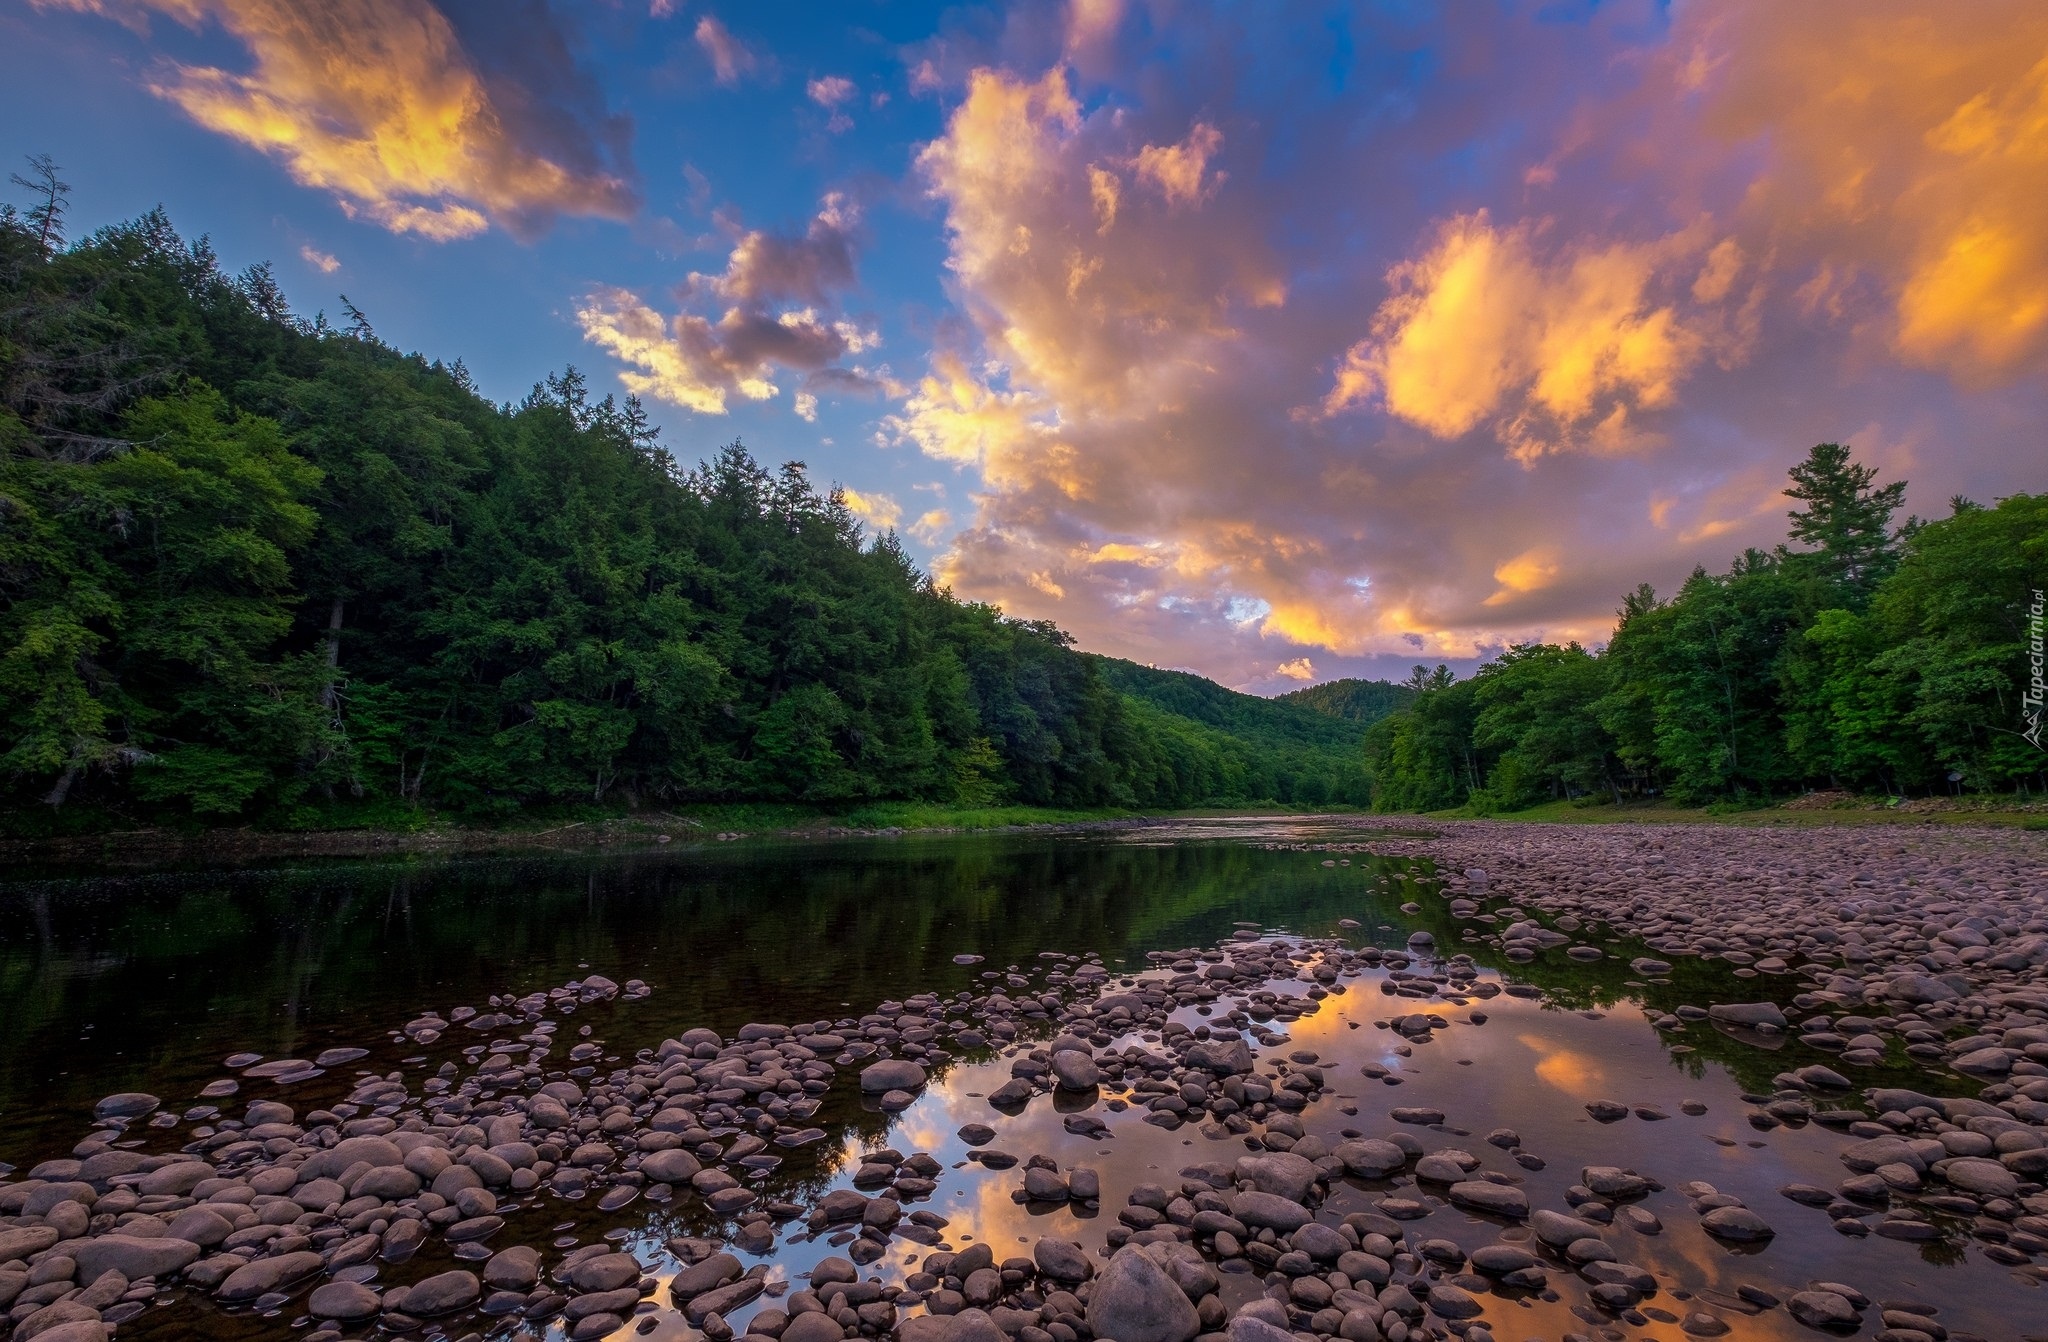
1781,442,1908,597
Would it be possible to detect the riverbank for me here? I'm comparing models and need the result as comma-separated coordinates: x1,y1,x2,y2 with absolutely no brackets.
0,804,1381,873
5,791,2045,873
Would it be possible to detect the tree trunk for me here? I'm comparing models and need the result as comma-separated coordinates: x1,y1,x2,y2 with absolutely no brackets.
320,597,344,710
42,765,79,808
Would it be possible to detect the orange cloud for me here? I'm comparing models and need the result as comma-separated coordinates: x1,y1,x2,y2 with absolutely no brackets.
1698,2,2048,381
1274,657,1315,681
1483,546,1561,607
1133,122,1224,208
840,487,902,530
1325,212,1731,461
45,0,638,241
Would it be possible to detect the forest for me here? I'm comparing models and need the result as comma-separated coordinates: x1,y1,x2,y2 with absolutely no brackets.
0,184,1387,834
1362,445,2046,812
3,177,2039,836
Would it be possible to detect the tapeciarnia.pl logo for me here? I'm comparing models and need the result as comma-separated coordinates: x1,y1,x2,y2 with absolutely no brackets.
2027,587,2045,750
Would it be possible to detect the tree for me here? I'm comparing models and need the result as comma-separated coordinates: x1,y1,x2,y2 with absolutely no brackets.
9,154,70,256
1781,442,1908,598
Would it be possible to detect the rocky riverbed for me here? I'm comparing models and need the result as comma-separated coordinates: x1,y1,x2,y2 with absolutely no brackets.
2,819,2045,1342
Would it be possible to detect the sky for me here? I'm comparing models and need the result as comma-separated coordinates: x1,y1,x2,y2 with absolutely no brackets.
6,0,2044,694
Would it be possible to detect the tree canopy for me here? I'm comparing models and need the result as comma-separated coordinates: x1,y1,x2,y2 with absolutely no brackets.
0,182,1383,832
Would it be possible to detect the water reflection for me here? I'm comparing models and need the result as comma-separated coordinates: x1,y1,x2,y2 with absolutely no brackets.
1,820,2038,1341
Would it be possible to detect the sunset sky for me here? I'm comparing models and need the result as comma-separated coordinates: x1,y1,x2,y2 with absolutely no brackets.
8,0,2044,692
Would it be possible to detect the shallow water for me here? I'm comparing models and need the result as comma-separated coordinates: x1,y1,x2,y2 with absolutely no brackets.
1,818,2041,1340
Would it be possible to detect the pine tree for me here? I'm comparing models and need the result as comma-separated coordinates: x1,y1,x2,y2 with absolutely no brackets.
1782,442,1908,597
9,154,70,256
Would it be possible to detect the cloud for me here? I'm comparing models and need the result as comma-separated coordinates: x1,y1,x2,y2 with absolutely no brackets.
1697,2,2048,382
694,14,755,87
807,75,856,132
1274,657,1315,681
691,193,858,306
299,244,339,273
883,2,2043,692
807,75,854,107
1133,121,1224,208
47,0,639,241
580,193,876,417
909,509,952,543
840,488,901,530
1324,212,1739,463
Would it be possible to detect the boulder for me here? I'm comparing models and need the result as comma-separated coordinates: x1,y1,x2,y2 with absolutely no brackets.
1086,1246,1201,1342
859,1060,928,1094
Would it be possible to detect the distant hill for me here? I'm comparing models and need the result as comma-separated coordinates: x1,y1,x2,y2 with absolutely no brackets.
1087,657,1369,750
1084,656,1372,805
1275,677,1416,726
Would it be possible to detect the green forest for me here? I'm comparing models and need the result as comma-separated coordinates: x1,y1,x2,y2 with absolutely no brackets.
0,187,1389,835
1362,445,2047,812
2,180,2040,837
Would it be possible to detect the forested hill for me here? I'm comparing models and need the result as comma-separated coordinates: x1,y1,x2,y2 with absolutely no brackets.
1275,677,1416,726
0,199,1371,834
1088,658,1370,749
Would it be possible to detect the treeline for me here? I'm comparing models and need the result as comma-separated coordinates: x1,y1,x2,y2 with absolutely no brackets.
0,182,1368,831
1365,445,2046,811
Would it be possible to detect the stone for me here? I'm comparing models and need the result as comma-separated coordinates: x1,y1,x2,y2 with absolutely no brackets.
673,1253,745,1301
782,1312,846,1342
92,1093,159,1119
308,1281,380,1321
1699,1207,1774,1241
1787,1291,1859,1328
1034,1238,1092,1282
69,1236,201,1282
1334,1139,1407,1178
1227,1315,1297,1342
1051,1051,1101,1091
1234,1152,1318,1202
1530,1211,1604,1248
1086,1245,1201,1342
859,1060,928,1093
1706,1002,1787,1030
1183,1039,1255,1075
403,1269,482,1316
1941,1157,2019,1198
216,1251,325,1301
1229,1191,1312,1232
1447,1181,1528,1218
569,1252,642,1292
484,1246,541,1291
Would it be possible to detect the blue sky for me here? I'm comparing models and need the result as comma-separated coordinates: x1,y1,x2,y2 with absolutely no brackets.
7,1,2044,692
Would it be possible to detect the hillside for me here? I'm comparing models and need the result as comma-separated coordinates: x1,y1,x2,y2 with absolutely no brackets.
0,202,1374,831
1276,677,1417,726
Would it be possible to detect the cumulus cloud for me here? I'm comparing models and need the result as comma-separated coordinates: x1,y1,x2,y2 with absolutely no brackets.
691,193,858,305
580,193,880,417
1274,657,1315,681
694,14,755,87
840,487,901,530
886,1,2045,690
45,0,639,241
1697,2,2048,381
1324,212,1743,463
807,76,857,134
1133,121,1223,208
299,244,339,273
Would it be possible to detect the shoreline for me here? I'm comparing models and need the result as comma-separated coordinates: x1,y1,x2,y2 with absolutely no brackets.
3,796,2044,875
